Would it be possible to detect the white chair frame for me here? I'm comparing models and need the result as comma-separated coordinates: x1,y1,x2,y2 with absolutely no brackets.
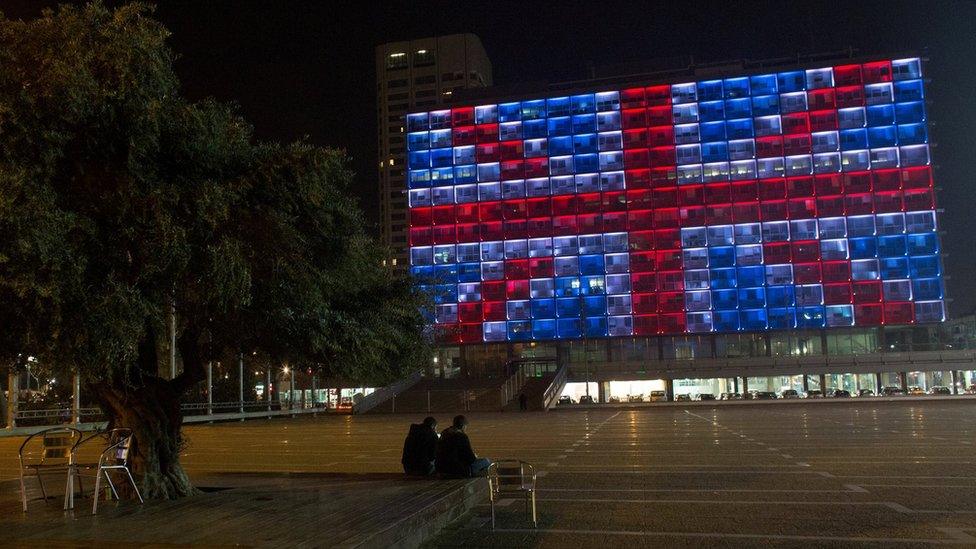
65,428,144,514
18,427,83,512
486,459,537,529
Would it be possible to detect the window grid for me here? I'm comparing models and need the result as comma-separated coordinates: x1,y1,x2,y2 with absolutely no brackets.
406,58,944,343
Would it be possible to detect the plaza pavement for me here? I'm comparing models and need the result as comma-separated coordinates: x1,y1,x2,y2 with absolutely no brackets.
1,400,975,546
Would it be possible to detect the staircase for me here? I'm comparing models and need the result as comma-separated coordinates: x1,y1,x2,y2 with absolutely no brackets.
365,358,567,414
501,372,555,411
367,377,513,414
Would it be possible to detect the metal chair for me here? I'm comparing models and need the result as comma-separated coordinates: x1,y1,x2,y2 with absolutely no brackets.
18,427,83,512
65,428,144,514
486,459,537,529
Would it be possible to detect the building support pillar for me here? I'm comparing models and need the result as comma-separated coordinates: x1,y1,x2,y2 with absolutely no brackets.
665,379,674,402
819,373,828,394
802,375,810,393
312,375,318,408
875,372,883,392
951,370,960,395
741,377,749,394
290,367,296,412
732,377,739,394
899,371,908,392
598,381,606,404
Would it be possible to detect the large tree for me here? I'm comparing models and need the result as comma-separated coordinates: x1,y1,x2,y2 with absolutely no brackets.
0,2,430,498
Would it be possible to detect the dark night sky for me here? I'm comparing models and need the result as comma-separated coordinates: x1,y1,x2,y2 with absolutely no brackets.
5,0,976,315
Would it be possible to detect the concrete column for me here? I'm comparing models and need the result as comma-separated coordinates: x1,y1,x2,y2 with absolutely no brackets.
855,374,862,393
6,370,18,429
802,375,810,393
875,372,883,392
819,373,827,393
732,377,739,393
598,381,607,404
899,372,908,392
312,375,318,407
290,368,296,410
72,372,81,424
238,354,245,415
951,370,960,395
742,377,749,394
206,361,213,415
665,379,674,402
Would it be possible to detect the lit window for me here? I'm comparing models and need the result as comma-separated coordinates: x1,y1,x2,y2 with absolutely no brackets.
387,52,408,70
414,49,435,67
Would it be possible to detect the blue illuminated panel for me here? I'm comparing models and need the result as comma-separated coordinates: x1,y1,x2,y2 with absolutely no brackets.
406,58,944,344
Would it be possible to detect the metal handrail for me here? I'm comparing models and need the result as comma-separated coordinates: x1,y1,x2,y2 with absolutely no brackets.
15,408,101,420
542,364,569,410
352,371,423,414
499,365,527,407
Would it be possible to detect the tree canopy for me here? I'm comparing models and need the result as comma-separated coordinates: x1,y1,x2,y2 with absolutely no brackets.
0,1,430,496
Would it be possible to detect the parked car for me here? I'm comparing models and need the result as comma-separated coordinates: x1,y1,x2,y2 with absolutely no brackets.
648,390,667,402
780,389,800,399
754,391,778,400
805,390,823,399
608,396,621,403
857,388,875,397
697,393,716,401
927,386,951,395
831,389,851,398
740,391,754,400
675,394,691,402
558,395,574,405
579,394,595,404
907,386,925,396
880,386,905,396
627,394,644,403
728,392,742,400
966,385,976,395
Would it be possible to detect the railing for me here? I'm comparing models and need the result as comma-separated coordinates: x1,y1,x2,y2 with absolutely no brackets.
14,407,103,426
499,365,527,407
542,364,569,410
352,371,423,414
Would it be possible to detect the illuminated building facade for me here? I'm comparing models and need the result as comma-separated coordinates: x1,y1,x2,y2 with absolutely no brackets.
406,57,944,346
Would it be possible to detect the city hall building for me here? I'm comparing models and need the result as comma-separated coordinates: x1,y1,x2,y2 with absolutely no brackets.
388,45,976,401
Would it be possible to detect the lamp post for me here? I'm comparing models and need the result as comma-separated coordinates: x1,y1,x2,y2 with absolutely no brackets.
72,372,81,424
238,353,245,417
206,361,213,415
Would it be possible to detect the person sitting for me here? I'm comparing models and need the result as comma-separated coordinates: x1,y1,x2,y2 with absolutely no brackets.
435,415,491,478
401,416,439,476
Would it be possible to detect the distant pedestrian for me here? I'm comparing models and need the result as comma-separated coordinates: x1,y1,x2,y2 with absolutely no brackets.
435,415,491,477
401,416,438,476
518,392,528,411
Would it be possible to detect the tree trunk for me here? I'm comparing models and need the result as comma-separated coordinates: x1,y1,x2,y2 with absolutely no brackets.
90,377,198,499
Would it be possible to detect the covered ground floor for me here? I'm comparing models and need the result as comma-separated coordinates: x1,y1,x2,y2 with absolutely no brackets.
561,368,976,402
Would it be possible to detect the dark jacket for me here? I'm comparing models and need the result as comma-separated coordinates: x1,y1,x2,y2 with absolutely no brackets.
401,423,438,475
435,426,477,477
